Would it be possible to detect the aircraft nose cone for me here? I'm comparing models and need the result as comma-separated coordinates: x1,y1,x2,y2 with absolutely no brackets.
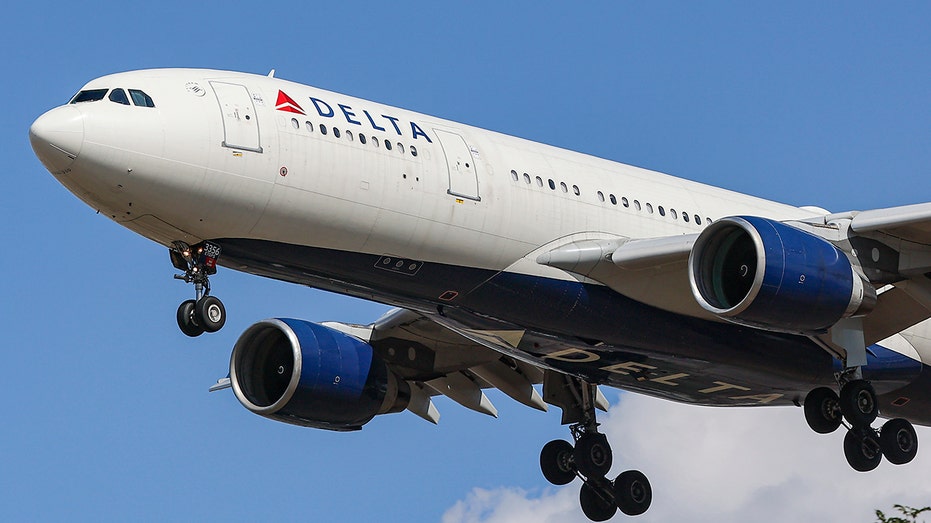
29,105,85,175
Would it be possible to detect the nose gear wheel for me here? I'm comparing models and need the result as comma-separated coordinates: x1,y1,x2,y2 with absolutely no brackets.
170,241,226,337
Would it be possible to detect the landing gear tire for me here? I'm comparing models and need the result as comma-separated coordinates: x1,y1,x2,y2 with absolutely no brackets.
540,439,577,486
574,432,613,479
195,295,226,333
804,387,842,434
614,470,652,516
579,480,617,522
844,427,882,472
839,380,878,427
881,418,918,465
177,300,205,337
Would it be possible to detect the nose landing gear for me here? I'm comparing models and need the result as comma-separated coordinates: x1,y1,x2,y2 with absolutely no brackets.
170,241,226,337
539,373,652,520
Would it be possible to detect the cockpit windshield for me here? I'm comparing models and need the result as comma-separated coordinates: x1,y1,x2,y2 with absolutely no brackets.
108,88,130,105
68,88,156,108
129,89,155,108
70,89,108,104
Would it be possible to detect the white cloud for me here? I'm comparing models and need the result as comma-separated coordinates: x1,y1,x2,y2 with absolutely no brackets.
444,393,931,522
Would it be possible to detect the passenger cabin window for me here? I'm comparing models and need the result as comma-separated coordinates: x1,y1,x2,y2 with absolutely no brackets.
108,89,130,105
359,134,367,144
70,89,108,103
128,89,155,108
410,145,417,157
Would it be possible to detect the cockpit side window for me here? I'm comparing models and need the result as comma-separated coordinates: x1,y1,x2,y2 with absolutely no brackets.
108,88,130,105
128,89,155,108
70,89,108,104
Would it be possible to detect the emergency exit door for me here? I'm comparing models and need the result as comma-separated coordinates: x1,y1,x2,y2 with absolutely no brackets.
435,129,480,201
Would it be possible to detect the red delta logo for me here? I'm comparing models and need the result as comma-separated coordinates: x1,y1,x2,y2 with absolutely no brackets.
275,90,305,115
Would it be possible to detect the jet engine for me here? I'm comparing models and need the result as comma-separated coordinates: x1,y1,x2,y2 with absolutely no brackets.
229,318,410,431
689,216,876,334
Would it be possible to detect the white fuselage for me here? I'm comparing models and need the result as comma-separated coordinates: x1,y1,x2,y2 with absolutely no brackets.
36,69,816,276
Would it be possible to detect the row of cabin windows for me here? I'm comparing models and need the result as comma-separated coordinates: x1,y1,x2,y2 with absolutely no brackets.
289,117,418,157
510,170,581,196
596,191,711,226
507,166,711,227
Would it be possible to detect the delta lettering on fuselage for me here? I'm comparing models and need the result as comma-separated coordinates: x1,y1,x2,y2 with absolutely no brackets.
308,96,433,143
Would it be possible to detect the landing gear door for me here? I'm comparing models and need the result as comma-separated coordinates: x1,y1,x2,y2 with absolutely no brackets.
435,129,480,201
210,82,263,153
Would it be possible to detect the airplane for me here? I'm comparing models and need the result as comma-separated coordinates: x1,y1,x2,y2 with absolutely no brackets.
29,68,931,521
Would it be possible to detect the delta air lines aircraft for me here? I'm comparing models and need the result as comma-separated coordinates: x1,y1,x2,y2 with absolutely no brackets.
30,69,931,520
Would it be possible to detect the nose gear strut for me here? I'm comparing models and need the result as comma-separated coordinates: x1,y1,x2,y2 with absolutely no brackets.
170,240,227,337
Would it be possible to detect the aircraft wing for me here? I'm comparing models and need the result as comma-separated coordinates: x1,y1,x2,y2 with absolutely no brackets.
848,202,931,245
537,202,931,349
320,309,608,423
536,234,712,320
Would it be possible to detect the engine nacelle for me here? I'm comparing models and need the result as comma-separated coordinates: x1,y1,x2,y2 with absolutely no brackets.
689,216,876,333
229,318,410,431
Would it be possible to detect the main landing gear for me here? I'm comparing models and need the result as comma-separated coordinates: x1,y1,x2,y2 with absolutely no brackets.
804,372,918,472
540,374,651,521
170,240,226,337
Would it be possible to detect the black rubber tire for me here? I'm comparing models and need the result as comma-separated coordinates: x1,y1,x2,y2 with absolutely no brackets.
843,427,882,472
804,387,842,434
195,295,226,333
840,380,878,427
574,433,613,479
177,300,204,337
540,439,577,485
881,418,918,465
579,481,617,522
614,470,652,516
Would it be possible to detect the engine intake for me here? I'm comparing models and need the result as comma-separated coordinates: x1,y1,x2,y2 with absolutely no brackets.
689,216,876,333
230,318,410,431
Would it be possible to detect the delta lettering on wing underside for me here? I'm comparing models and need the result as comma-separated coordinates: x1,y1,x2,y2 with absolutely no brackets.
309,95,433,143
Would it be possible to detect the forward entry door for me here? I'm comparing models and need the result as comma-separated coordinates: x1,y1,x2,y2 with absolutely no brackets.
211,82,263,153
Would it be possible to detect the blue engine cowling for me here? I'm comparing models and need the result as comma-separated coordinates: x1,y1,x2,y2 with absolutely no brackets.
689,216,876,333
229,318,410,431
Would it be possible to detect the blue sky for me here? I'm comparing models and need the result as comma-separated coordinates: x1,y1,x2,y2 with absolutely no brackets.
5,2,931,521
